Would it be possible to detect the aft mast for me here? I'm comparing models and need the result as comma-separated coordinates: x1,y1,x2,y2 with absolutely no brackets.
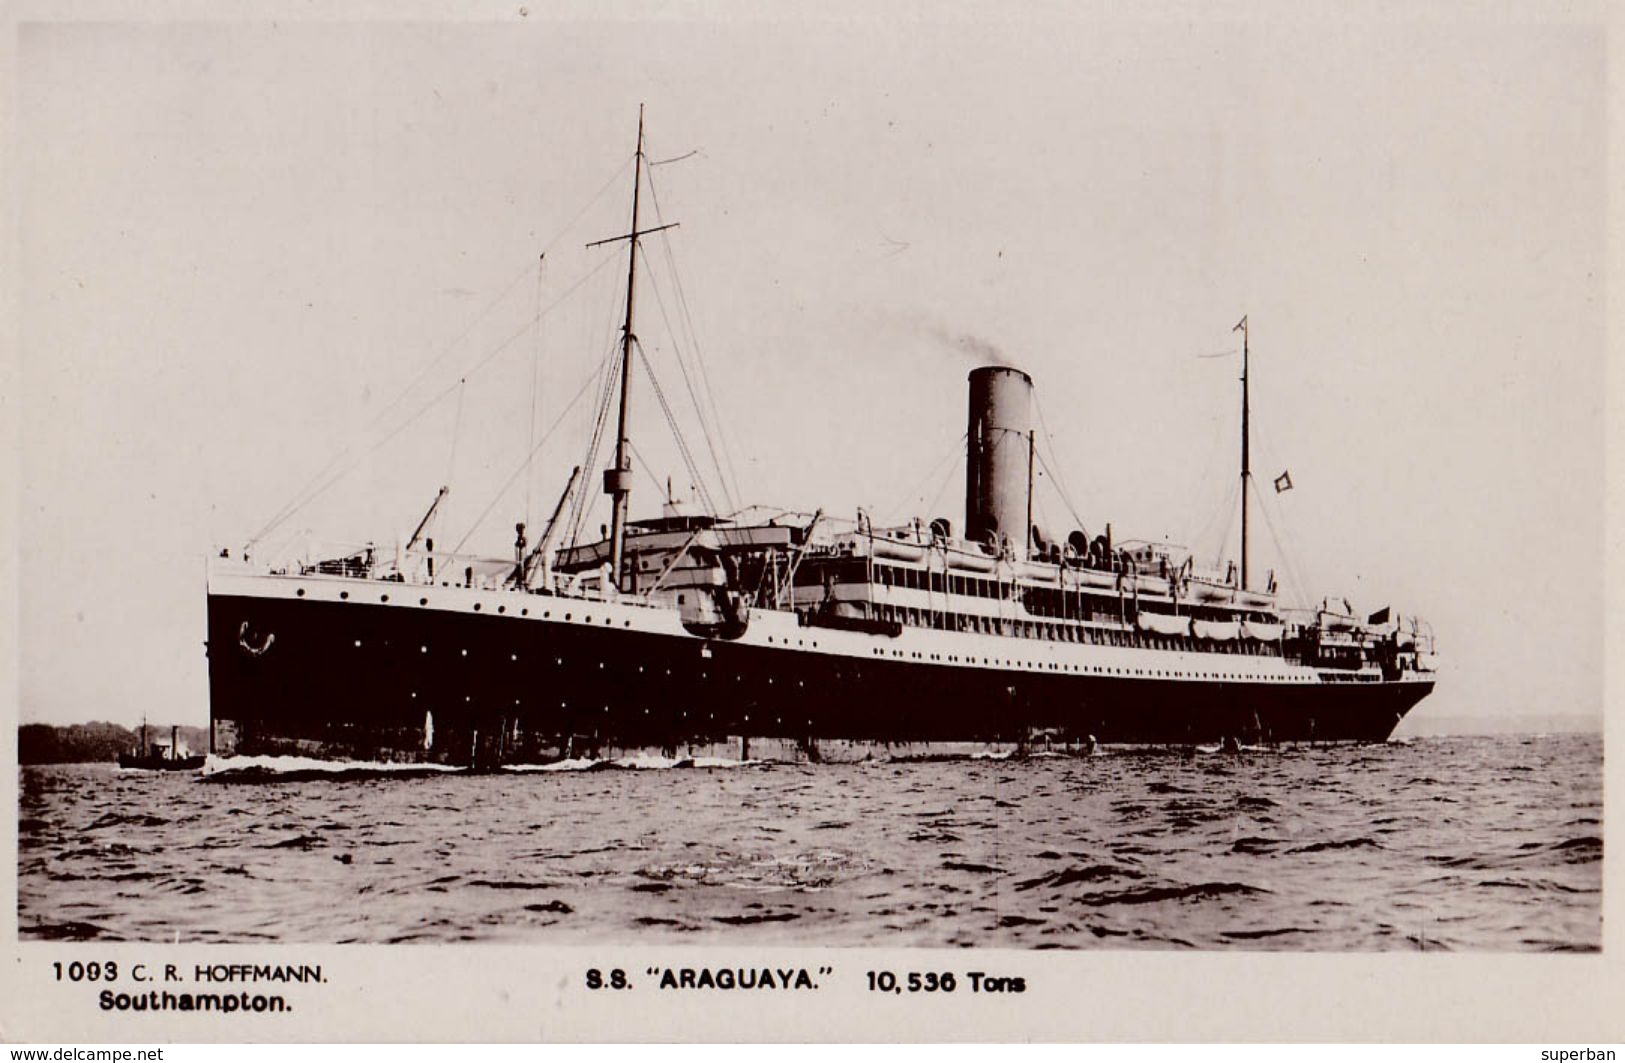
1236,313,1251,591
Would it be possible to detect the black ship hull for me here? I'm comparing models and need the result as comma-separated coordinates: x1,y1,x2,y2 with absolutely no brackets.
207,579,1434,767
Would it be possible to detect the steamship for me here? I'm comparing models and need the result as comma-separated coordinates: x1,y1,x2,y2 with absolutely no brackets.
205,112,1438,767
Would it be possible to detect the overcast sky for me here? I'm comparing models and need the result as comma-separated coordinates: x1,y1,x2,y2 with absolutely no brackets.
10,3,1607,729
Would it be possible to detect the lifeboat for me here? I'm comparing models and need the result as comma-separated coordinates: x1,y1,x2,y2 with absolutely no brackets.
1241,619,1284,641
870,535,927,562
1137,611,1192,637
1072,567,1118,590
1188,581,1235,604
1235,590,1276,610
1015,559,1056,582
1193,619,1241,641
945,549,997,573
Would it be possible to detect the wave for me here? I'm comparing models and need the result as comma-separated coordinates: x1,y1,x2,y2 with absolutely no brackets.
87,812,169,829
1219,926,1315,940
201,752,763,777
1230,837,1282,855
20,920,113,941
203,755,462,780
507,755,762,772
713,911,800,925
1544,836,1602,864
1076,881,1270,907
259,833,326,850
1288,837,1381,855
1015,864,1142,891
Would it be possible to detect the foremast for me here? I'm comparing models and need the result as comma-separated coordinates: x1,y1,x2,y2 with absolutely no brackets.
587,105,677,589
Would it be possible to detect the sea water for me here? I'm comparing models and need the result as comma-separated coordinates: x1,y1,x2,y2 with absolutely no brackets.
17,733,1601,950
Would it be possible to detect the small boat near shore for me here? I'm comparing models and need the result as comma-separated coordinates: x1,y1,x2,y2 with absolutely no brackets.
118,722,205,772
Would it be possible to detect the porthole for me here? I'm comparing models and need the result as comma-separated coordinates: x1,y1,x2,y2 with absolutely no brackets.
420,598,429,606
420,646,428,654
354,639,362,647
460,649,468,657
380,594,389,603
497,605,505,614
296,588,305,598
473,603,481,612
339,591,349,600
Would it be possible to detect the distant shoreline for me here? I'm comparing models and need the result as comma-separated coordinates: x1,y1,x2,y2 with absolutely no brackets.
15,717,1598,767
17,722,209,766
1395,713,1602,737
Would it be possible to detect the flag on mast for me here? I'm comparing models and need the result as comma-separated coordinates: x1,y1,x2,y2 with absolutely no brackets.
1274,470,1293,493
1233,314,1248,333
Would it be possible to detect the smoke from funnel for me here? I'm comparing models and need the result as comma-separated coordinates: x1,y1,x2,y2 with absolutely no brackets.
923,323,1014,368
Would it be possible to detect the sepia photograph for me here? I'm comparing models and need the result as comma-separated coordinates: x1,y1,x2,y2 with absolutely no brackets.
4,0,1617,1043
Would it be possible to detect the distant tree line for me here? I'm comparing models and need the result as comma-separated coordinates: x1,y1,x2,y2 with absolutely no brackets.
17,723,209,764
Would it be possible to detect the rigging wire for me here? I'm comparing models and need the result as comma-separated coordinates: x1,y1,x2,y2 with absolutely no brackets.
921,447,965,525
249,258,536,542
247,252,622,549
246,376,467,552
524,254,547,527
626,440,677,500
375,262,535,436
1182,474,1235,565
1250,480,1315,611
634,339,720,518
642,180,736,505
1031,394,1090,534
564,325,627,551
445,378,467,486
448,354,617,556
880,431,967,526
644,167,746,507
1032,449,1085,537
638,243,737,514
1205,480,1240,570
246,155,633,550
1237,404,1317,608
1246,418,1316,610
565,234,643,551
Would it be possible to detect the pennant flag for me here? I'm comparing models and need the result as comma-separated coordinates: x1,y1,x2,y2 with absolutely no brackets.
1233,314,1248,333
1274,470,1293,493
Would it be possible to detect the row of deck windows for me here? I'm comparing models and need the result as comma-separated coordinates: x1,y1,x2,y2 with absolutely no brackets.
867,562,1263,627
870,604,1274,657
